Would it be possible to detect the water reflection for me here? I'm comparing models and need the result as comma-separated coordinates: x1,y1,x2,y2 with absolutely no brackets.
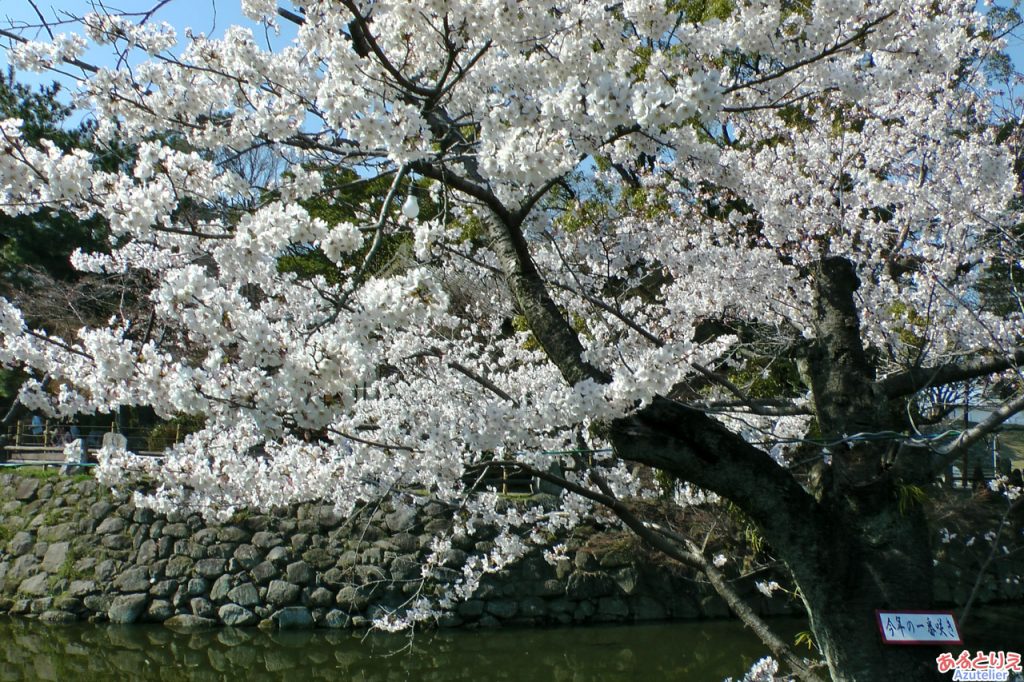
4,610,1018,681
0,617,796,681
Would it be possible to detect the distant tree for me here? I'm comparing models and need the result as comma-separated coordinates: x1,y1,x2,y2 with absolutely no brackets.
0,70,141,416
0,70,108,296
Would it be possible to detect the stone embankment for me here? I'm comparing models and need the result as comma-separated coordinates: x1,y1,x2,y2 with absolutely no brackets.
0,474,768,630
0,473,1020,630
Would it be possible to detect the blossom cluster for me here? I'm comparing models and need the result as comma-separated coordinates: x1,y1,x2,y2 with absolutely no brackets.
0,0,1020,628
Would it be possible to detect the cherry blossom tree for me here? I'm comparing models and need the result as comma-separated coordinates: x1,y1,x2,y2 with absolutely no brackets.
1,1,1022,680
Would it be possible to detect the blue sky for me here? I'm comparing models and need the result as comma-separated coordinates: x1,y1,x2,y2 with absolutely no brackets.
1,1,255,93
2,0,248,43
3,1,1024,110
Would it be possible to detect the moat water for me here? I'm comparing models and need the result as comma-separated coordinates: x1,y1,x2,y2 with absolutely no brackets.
0,608,1020,681
0,617,800,681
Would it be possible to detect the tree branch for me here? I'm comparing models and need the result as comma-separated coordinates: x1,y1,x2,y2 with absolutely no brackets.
609,396,824,571
514,461,825,682
722,12,894,95
0,27,99,74
931,392,1024,471
446,361,519,406
879,349,1024,399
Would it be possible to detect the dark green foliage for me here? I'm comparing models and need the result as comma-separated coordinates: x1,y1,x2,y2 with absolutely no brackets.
0,72,125,408
146,414,205,451
277,168,437,283
0,70,111,294
669,0,734,22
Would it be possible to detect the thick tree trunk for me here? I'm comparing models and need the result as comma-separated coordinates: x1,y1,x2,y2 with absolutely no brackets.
793,488,939,681
791,258,940,680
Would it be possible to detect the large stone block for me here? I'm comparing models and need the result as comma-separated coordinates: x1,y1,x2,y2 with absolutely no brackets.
113,566,151,593
307,587,333,609
146,599,174,622
227,582,259,607
566,571,616,600
385,507,417,533
94,558,119,582
149,579,177,599
17,573,50,597
265,580,300,606
335,585,369,612
301,547,334,570
266,546,291,565
596,596,629,619
8,555,40,584
83,594,112,613
190,597,215,618
183,577,206,597
95,517,127,535
101,534,131,550
8,531,34,557
251,532,282,550
164,555,194,578
630,595,666,621
39,610,78,624
164,614,217,631
232,544,262,569
485,599,518,619
219,603,258,627
272,606,313,630
136,539,158,565
161,523,189,539
285,561,313,585
14,478,39,502
108,594,149,624
323,609,350,628
518,597,547,618
217,526,250,544
321,567,347,588
251,561,278,585
195,558,226,579
210,574,233,602
68,580,98,598
88,500,113,520
613,566,640,595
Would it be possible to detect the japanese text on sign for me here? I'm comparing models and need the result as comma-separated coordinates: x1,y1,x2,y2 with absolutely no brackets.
876,611,962,645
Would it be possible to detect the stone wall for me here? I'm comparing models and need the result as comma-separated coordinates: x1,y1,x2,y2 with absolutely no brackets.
0,473,1019,631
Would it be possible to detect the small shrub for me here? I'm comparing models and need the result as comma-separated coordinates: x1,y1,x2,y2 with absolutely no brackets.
55,550,81,582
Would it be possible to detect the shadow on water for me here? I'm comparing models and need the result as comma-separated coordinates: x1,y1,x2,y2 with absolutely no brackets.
0,617,802,682
0,607,1018,681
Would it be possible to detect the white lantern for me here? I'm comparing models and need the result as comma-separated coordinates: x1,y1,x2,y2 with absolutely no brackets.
401,195,419,219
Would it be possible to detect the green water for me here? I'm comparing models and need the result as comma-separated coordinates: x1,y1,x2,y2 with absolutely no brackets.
0,617,799,681
1,609,1019,681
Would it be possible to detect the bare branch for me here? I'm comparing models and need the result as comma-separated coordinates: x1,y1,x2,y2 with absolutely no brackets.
447,361,519,406
879,349,1024,399
512,461,824,682
722,12,894,95
932,392,1024,470
0,27,98,74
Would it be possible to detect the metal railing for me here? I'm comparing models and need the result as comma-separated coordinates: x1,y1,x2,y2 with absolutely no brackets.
464,462,536,495
1,420,176,466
